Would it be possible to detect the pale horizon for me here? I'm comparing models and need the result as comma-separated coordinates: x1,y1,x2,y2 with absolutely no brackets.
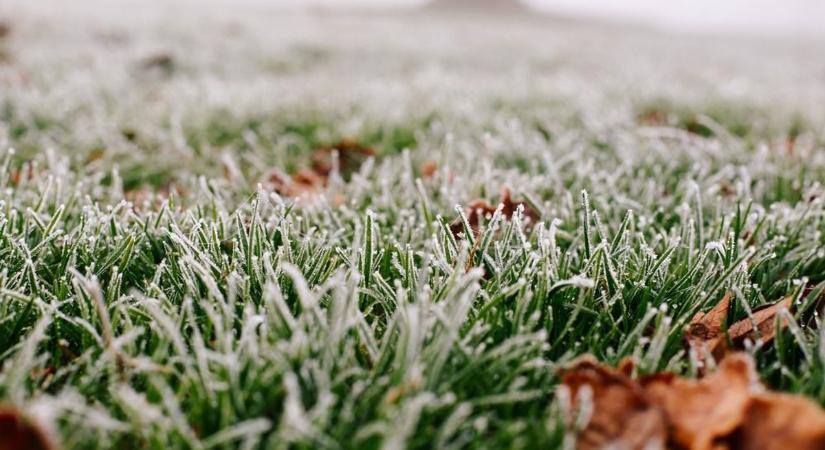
235,0,825,36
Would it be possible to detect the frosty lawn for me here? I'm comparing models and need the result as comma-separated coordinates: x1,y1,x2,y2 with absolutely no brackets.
1,1,824,449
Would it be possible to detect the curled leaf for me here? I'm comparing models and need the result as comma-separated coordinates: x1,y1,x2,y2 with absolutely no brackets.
686,294,794,363
726,295,793,348
686,292,731,361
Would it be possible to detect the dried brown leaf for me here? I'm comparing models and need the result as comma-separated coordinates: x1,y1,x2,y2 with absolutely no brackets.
685,294,794,363
311,138,376,178
140,52,175,73
449,199,496,238
641,353,759,450
264,138,376,205
561,353,825,450
637,109,668,126
727,296,793,348
450,187,540,239
686,292,732,361
735,392,825,450
420,160,438,179
0,406,56,450
0,21,11,40
499,187,540,225
561,356,667,450
268,169,326,203
8,163,36,187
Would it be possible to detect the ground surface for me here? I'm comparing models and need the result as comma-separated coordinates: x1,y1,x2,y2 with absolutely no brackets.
1,1,825,449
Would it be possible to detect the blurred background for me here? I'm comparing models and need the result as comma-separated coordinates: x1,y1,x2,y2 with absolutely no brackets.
3,0,825,37
1,0,824,180
248,0,825,37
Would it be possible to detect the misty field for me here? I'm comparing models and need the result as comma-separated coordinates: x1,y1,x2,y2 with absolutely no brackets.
1,1,825,449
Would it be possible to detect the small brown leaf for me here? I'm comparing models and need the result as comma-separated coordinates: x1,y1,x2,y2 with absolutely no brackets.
267,169,326,204
0,406,56,450
499,187,540,225
451,187,540,239
450,199,496,238
264,138,377,206
8,164,36,187
561,356,667,450
727,296,793,348
685,294,794,363
0,21,11,40
420,160,438,179
686,292,732,361
311,138,376,178
140,52,175,73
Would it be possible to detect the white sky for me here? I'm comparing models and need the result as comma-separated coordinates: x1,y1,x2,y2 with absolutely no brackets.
255,0,825,36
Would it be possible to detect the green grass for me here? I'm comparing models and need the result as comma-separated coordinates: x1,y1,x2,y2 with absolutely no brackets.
1,3,825,449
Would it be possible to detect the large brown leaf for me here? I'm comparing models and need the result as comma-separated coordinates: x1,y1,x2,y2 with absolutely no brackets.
561,356,667,450
560,353,825,450
640,354,758,450
0,406,56,450
736,393,825,449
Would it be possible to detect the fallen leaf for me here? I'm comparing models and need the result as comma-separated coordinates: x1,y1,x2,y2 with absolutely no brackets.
264,138,376,205
637,109,668,126
685,294,794,363
0,22,10,42
686,292,731,361
560,353,825,450
719,180,737,197
124,183,184,211
449,198,495,238
420,160,438,178
560,356,667,450
499,188,540,224
139,52,175,74
267,169,326,204
736,392,825,450
0,406,56,450
8,164,36,187
311,138,376,178
641,353,758,450
451,187,540,239
726,296,793,349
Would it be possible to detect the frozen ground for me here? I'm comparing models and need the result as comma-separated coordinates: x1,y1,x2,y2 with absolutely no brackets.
1,1,825,448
